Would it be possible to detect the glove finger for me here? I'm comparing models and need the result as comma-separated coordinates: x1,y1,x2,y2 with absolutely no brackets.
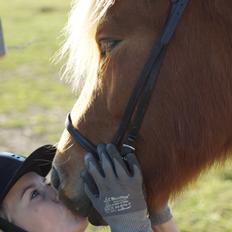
112,157,131,180
106,143,129,177
97,144,116,180
84,153,105,190
124,153,146,198
84,183,98,202
132,164,143,184
84,152,105,177
125,154,146,197
125,153,141,174
80,169,99,197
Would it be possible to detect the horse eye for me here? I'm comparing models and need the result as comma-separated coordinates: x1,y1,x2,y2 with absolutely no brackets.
99,39,120,58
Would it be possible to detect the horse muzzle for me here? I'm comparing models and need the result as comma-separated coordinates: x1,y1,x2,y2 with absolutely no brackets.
50,166,107,226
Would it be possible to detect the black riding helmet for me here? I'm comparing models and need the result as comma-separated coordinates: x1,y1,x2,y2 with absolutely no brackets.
0,144,56,232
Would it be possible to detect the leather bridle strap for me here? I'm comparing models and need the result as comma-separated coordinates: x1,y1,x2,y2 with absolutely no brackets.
112,0,190,152
65,0,190,157
120,47,167,154
65,113,98,155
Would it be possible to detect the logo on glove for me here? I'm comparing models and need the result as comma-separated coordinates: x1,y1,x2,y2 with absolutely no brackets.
104,194,132,214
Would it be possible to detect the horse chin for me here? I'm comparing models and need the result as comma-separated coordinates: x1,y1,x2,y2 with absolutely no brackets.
59,190,107,226
87,208,108,226
58,189,90,216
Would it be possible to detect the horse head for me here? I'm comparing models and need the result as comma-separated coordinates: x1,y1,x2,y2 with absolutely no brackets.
51,0,232,224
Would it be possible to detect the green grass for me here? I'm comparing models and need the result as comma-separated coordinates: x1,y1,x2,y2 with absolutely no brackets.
172,163,232,232
0,0,76,143
0,1,231,231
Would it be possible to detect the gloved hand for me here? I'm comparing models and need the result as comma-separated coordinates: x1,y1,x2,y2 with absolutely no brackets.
81,143,153,232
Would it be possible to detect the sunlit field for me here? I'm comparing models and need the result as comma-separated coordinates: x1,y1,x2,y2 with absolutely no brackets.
0,0,75,153
0,1,231,231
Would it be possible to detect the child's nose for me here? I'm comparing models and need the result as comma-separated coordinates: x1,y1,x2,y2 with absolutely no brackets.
45,184,60,202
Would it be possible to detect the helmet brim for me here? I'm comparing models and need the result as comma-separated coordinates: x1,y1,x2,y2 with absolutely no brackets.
0,144,56,203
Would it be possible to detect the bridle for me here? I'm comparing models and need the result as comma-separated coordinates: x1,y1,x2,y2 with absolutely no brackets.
66,0,190,157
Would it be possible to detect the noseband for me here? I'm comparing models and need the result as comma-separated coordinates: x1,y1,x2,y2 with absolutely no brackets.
66,0,190,157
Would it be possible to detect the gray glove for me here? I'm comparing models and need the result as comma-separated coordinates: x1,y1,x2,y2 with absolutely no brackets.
82,144,152,232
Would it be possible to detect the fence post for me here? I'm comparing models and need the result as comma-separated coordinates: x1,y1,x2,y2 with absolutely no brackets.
0,18,6,57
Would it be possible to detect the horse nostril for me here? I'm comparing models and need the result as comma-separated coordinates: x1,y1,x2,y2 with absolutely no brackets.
51,166,61,190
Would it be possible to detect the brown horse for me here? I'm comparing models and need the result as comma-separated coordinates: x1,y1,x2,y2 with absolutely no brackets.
52,0,232,223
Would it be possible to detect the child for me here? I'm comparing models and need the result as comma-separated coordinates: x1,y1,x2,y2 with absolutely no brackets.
0,145,88,232
0,144,176,232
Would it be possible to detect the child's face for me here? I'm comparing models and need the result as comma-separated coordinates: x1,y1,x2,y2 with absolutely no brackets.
2,172,88,232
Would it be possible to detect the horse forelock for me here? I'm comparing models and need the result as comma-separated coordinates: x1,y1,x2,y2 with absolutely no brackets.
58,0,115,91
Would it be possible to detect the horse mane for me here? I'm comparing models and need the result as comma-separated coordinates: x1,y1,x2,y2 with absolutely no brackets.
59,0,114,90
56,0,114,119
